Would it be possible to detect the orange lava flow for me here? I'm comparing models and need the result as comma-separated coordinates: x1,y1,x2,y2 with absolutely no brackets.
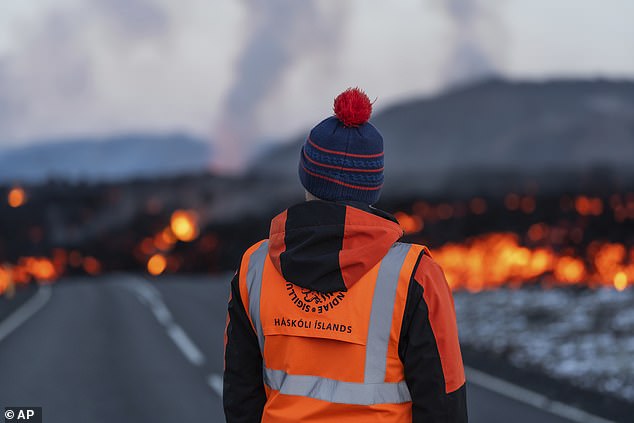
2,195,632,291
429,233,633,292
170,210,199,242
133,209,203,276
394,212,423,234
147,254,167,276
0,266,10,295
7,187,26,208
0,257,60,292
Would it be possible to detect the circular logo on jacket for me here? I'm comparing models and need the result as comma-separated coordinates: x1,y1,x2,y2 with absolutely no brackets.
285,283,346,314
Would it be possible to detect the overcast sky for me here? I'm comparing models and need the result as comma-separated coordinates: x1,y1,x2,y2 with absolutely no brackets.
1,0,633,167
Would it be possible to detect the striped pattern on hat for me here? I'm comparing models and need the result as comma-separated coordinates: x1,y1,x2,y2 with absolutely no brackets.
299,114,384,205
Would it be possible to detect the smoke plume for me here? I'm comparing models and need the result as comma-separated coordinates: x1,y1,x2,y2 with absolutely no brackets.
213,1,345,172
441,0,505,86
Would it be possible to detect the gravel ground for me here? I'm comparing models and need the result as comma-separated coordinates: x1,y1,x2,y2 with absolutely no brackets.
454,287,634,403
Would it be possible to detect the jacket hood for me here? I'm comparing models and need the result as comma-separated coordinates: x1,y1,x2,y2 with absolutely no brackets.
268,200,403,293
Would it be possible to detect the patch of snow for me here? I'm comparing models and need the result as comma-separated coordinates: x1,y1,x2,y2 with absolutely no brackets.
454,286,634,403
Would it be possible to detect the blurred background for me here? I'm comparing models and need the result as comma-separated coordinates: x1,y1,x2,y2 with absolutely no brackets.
1,0,633,422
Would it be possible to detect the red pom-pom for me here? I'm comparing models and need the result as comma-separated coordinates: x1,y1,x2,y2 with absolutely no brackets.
333,88,372,127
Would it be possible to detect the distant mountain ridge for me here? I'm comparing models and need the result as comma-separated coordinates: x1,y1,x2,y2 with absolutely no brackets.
252,78,634,196
2,79,633,194
0,133,211,183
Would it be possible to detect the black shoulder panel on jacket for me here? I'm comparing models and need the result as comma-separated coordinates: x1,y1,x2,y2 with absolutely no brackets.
399,252,468,423
223,272,267,423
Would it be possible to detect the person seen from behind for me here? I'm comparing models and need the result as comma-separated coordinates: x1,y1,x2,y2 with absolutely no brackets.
223,88,468,422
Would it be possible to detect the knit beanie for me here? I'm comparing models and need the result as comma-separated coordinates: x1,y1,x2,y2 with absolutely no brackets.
298,88,384,205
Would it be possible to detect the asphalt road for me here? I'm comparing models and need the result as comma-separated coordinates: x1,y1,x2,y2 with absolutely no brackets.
0,275,597,422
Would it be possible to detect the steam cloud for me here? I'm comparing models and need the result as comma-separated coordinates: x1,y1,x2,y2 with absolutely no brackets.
1,0,345,172
441,0,504,86
213,1,345,172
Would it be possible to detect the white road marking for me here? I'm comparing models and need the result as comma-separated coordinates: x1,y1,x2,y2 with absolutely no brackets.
166,323,205,366
127,278,206,367
0,284,52,344
149,300,173,326
207,373,224,398
466,366,615,423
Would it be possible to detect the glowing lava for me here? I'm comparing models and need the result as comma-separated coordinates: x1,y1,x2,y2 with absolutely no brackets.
170,210,199,242
147,254,167,276
8,187,26,208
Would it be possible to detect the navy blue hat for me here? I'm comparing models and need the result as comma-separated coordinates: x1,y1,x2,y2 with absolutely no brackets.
299,88,384,205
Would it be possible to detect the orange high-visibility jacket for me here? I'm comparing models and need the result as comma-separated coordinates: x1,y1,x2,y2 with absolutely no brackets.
224,201,467,423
